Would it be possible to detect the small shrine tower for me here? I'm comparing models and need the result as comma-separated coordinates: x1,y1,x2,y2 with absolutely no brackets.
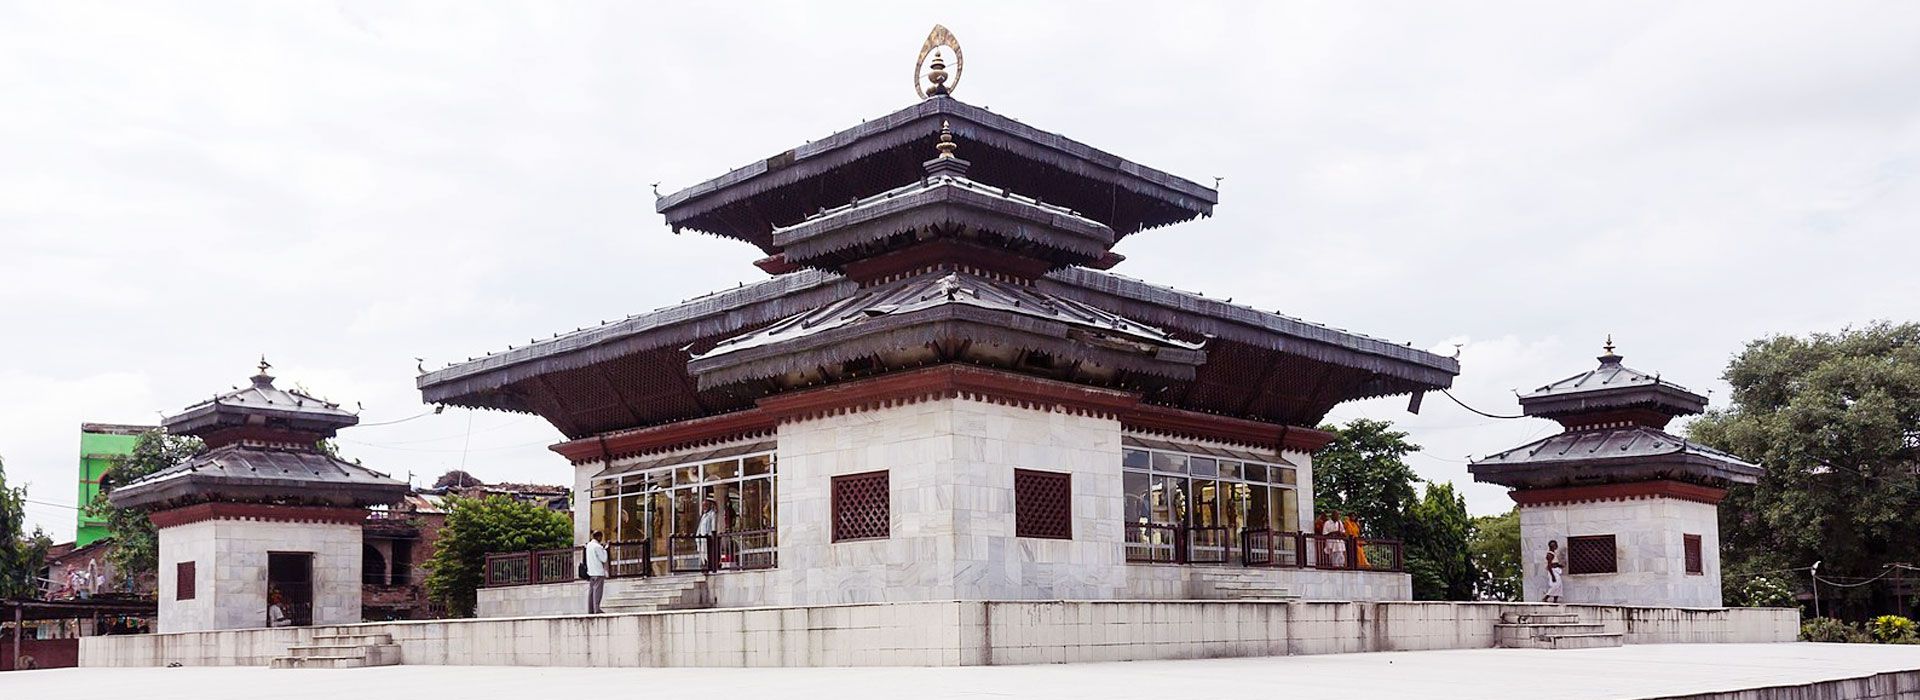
111,360,408,632
1469,340,1761,607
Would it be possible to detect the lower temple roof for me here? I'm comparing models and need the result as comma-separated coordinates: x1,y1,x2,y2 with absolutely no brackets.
1468,425,1761,489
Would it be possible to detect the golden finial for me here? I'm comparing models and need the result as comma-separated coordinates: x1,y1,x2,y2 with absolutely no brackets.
936,120,957,159
1598,334,1621,364
1602,334,1616,356
914,25,964,99
257,354,272,376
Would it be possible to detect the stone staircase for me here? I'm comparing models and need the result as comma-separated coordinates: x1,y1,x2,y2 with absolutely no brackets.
1496,610,1623,650
270,632,402,669
601,574,712,613
1194,569,1297,600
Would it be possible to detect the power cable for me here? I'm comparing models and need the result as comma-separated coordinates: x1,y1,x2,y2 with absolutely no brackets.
1439,388,1526,420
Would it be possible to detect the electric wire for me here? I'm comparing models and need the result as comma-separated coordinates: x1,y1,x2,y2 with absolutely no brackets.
1439,388,1526,420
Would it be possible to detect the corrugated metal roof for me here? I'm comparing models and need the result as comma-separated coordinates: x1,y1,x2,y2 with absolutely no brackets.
1522,354,1697,401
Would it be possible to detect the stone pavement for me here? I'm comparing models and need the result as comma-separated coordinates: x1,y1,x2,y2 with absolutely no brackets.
7,643,1919,700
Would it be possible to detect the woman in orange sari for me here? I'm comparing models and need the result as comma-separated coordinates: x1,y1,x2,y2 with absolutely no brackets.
1343,514,1369,569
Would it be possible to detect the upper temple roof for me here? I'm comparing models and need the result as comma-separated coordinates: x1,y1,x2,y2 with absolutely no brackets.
163,363,359,441
1517,346,1708,429
655,96,1217,255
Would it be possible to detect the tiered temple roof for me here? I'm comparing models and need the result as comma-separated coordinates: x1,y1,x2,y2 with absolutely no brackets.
417,29,1459,447
112,361,407,510
1469,342,1761,490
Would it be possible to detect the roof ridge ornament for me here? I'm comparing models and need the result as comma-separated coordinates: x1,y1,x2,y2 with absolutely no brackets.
915,25,963,99
922,118,972,177
1599,334,1621,365
252,355,275,388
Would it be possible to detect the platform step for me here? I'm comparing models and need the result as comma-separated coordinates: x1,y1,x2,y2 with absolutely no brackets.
271,643,401,668
1501,612,1579,625
1547,633,1624,650
309,633,395,645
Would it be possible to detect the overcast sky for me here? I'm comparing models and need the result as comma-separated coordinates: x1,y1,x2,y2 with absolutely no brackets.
4,1,1918,540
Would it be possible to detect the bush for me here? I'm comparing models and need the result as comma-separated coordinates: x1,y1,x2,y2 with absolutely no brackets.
1731,575,1796,608
1870,615,1917,643
1801,617,1870,643
422,495,573,618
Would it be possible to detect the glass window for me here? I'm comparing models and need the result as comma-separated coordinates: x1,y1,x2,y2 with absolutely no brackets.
1243,464,1266,482
592,479,619,498
1123,471,1153,525
1246,483,1272,531
591,497,617,540
1151,452,1188,473
1152,475,1186,525
619,493,645,543
743,454,773,476
675,464,701,486
1123,449,1150,470
736,478,775,531
1190,457,1218,477
1274,467,1296,485
705,459,740,481
1218,460,1241,480
1279,488,1299,532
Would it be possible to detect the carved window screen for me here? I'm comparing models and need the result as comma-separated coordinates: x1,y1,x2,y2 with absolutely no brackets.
832,470,890,541
1014,469,1073,539
1566,535,1617,575
177,561,196,601
1684,534,1704,575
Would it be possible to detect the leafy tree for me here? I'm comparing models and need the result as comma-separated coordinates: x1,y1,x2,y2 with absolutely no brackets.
1469,508,1522,601
1688,322,1920,619
1405,482,1476,600
86,431,204,582
423,495,572,617
1314,418,1421,539
1,455,54,599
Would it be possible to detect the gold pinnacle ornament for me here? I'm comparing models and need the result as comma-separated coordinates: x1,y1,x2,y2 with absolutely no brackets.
915,24,964,99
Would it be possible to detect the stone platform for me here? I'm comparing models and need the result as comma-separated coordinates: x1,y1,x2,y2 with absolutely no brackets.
80,600,1797,669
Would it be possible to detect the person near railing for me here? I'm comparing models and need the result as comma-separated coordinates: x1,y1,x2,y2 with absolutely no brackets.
584,530,609,614
1343,514,1368,569
1321,510,1347,568
695,500,719,570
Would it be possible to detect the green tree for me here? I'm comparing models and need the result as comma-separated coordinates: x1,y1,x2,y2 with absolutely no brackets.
86,431,204,582
1405,481,1476,600
1314,418,1421,539
2,455,55,600
1469,508,1522,601
1689,322,1920,619
423,495,572,617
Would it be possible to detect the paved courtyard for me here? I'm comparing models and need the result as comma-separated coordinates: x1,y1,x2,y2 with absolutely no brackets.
6,643,1920,699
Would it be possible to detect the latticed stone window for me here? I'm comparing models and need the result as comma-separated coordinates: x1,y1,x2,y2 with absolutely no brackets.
832,470,890,541
176,561,196,601
1684,534,1704,575
1014,469,1073,539
1566,535,1617,575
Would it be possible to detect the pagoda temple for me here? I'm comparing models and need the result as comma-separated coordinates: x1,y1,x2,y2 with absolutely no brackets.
1469,341,1762,607
111,360,408,632
418,27,1459,608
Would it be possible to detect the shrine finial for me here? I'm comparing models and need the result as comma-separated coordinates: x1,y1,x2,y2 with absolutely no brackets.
253,355,275,387
936,120,957,158
1599,335,1621,364
915,25,964,99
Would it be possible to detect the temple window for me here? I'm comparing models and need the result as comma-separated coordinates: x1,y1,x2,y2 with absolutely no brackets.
1013,469,1072,539
832,470,891,542
1121,442,1299,564
588,448,777,575
1683,534,1703,575
175,561,195,601
1567,535,1618,575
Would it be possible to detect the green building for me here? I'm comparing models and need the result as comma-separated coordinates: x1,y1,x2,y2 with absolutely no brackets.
77,423,153,547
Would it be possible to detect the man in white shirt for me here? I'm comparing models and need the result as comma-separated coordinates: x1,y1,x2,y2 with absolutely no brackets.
584,530,609,614
695,500,719,570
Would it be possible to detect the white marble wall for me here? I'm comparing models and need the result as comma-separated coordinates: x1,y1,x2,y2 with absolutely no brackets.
1122,563,1412,601
82,600,1800,668
155,518,363,633
1520,496,1722,607
771,399,1126,604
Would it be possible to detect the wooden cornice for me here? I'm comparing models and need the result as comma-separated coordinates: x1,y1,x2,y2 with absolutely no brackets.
149,502,367,529
1508,480,1728,507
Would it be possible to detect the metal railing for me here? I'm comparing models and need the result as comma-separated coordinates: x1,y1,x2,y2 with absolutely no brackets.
608,539,652,578
1125,523,1183,564
482,547,582,587
1291,533,1404,572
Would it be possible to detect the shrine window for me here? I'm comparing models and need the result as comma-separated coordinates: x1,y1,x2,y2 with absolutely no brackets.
586,444,777,575
176,561,196,601
832,471,891,542
1121,439,1301,565
1014,469,1072,539
1566,535,1618,575
1684,534,1704,575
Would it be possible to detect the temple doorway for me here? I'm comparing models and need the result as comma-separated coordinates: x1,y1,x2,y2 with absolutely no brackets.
267,552,314,626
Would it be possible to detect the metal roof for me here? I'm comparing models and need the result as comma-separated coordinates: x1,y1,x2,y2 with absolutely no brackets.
164,370,359,438
1516,351,1707,421
1468,425,1762,489
108,444,407,510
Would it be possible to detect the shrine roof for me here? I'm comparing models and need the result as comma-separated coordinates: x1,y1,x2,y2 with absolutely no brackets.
165,366,359,438
655,97,1217,253
107,444,408,510
1516,346,1708,423
1468,425,1761,489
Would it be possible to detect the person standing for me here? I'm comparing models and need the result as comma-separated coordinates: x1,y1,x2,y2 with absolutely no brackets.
584,530,609,614
1543,539,1565,603
1321,509,1347,568
267,591,294,627
1344,514,1369,570
695,500,719,570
